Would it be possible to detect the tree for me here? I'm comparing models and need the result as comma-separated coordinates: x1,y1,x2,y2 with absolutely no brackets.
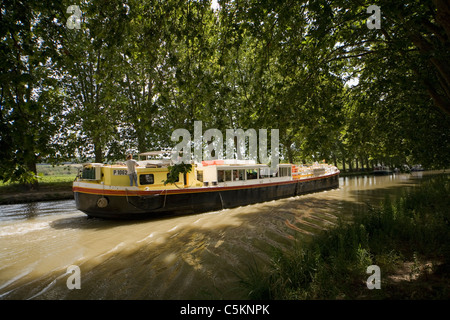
59,0,132,163
338,0,450,168
0,0,65,186
2,0,449,181
214,0,347,163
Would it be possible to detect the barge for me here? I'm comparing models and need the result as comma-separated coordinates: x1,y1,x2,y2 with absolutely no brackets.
73,153,340,219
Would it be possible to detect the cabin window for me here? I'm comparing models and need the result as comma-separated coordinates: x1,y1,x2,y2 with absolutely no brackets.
217,170,224,182
217,170,232,182
246,169,258,180
224,170,232,181
259,168,271,178
197,170,203,182
278,167,292,177
233,169,245,181
140,174,154,185
81,167,99,180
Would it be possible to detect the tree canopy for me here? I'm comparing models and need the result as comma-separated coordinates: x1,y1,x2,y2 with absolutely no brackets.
1,0,449,185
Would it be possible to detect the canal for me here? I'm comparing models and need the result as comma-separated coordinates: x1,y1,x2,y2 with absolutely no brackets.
0,172,435,299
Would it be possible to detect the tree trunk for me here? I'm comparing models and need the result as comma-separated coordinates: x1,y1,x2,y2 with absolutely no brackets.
93,137,103,163
409,31,450,115
434,0,450,43
286,145,294,164
26,158,38,190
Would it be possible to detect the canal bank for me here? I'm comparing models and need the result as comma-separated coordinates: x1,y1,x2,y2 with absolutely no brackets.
0,183,73,205
0,165,77,205
243,172,450,299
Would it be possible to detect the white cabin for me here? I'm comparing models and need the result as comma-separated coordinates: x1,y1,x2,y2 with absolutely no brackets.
195,160,292,187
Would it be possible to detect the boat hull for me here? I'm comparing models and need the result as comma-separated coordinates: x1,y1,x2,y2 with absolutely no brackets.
74,173,339,219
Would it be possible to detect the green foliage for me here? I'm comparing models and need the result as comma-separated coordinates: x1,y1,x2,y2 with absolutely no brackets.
163,163,192,185
2,0,450,184
0,0,66,185
241,174,450,299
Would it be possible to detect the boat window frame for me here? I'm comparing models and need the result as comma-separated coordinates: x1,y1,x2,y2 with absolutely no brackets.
196,170,203,182
246,168,258,180
276,166,292,177
224,170,232,182
233,169,245,181
259,167,271,179
217,170,224,183
139,173,155,185
217,169,233,183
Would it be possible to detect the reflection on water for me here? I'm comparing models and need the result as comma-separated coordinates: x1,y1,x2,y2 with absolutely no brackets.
23,203,38,219
0,171,446,300
0,201,75,222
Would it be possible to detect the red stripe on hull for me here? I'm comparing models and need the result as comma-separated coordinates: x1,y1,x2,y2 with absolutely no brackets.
72,172,339,196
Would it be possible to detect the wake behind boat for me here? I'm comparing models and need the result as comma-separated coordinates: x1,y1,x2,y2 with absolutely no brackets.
73,152,340,219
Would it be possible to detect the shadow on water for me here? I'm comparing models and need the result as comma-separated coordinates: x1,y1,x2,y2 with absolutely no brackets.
49,209,214,230
2,171,448,300
0,202,40,221
0,200,77,222
67,199,360,299
2,193,363,300
50,214,132,229
7,195,370,300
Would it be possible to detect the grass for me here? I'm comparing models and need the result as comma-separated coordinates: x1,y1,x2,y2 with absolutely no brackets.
36,164,80,176
0,165,77,203
0,175,75,192
240,174,450,299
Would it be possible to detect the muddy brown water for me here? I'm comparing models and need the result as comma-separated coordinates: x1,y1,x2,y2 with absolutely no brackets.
0,172,437,299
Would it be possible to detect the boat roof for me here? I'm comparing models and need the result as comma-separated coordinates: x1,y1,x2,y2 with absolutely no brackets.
139,151,168,157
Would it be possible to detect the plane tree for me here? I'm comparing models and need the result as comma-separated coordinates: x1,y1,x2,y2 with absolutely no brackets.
0,0,66,186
